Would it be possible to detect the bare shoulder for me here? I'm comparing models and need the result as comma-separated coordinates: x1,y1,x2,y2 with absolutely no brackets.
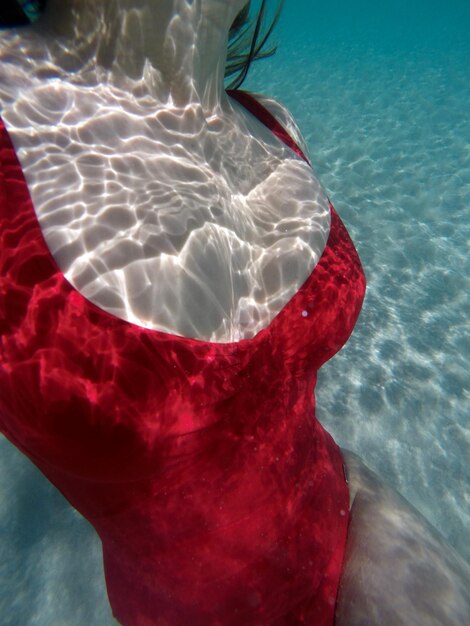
337,450,470,626
0,30,42,108
248,92,311,161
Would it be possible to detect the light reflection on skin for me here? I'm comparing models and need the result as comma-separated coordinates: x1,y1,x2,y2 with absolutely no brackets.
0,1,469,624
336,451,470,626
0,0,330,342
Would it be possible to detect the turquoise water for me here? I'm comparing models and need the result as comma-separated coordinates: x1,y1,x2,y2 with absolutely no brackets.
246,0,470,556
0,2,469,624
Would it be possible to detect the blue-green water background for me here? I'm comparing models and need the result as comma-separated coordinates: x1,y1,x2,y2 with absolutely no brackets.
0,1,469,623
245,0,470,554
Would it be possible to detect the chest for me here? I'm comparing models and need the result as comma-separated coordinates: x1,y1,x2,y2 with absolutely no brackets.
1,81,331,341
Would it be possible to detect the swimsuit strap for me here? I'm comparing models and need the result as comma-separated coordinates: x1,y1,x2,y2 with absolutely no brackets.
226,89,310,165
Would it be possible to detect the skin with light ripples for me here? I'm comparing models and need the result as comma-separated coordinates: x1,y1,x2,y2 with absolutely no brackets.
0,1,469,624
0,0,330,343
336,452,470,626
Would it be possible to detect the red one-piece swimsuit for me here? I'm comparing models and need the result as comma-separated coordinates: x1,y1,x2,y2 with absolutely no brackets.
0,91,366,626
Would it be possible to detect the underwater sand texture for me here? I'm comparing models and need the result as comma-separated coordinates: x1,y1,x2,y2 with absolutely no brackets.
253,37,469,561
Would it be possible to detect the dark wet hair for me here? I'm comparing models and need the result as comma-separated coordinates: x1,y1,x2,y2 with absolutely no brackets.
0,0,284,90
226,0,284,90
0,0,46,26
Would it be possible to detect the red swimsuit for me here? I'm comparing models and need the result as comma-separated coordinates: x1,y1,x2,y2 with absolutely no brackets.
0,92,366,626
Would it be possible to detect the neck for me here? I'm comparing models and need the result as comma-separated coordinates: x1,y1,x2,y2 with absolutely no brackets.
30,0,242,111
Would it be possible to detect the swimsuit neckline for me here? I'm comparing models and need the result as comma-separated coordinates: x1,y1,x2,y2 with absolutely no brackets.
0,92,327,348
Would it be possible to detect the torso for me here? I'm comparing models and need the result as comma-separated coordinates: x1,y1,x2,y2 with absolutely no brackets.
0,29,368,626
0,30,330,342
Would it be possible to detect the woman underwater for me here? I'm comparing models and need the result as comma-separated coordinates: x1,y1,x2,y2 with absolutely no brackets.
0,1,469,624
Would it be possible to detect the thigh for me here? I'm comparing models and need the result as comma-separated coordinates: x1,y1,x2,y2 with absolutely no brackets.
335,451,470,626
